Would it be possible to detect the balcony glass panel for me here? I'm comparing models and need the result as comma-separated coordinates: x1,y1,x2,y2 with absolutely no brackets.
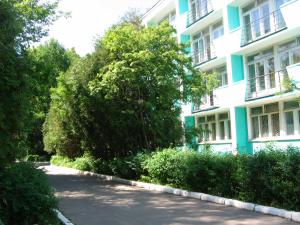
187,0,213,27
252,116,260,138
241,7,286,46
211,122,216,140
261,115,269,137
292,48,300,64
246,49,282,99
192,33,215,66
219,121,225,140
271,113,280,136
285,111,294,135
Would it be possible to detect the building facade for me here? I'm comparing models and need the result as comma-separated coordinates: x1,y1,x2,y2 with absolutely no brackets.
142,0,300,154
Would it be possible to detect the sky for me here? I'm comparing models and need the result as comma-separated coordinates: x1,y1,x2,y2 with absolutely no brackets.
40,0,158,56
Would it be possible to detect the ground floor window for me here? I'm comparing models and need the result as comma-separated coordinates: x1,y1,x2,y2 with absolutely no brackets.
249,99,300,139
250,102,280,138
197,112,231,143
283,100,300,135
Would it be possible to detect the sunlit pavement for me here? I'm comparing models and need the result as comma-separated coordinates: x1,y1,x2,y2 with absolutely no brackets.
43,165,298,225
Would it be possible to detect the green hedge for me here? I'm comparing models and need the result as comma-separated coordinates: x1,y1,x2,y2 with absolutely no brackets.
0,163,59,225
51,146,300,211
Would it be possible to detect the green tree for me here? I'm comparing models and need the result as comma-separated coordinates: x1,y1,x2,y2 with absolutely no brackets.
0,0,59,166
44,22,212,159
27,39,78,155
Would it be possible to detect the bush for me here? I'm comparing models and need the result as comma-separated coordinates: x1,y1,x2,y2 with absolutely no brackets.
143,148,189,187
50,155,72,167
51,154,94,171
51,152,151,180
26,154,49,162
238,147,300,210
143,149,239,196
0,163,58,225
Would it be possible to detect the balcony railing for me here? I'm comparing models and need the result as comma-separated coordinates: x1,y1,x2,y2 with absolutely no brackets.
246,69,289,100
241,9,286,46
193,92,217,112
192,43,216,66
186,0,213,28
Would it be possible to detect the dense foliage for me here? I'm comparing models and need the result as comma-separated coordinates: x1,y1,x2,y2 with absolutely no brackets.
0,0,58,166
44,22,211,160
0,1,61,224
0,163,58,225
27,39,78,155
52,146,300,211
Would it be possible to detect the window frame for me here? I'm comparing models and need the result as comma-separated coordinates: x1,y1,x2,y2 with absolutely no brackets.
197,112,231,143
249,100,300,140
249,103,280,139
283,100,300,136
278,39,300,69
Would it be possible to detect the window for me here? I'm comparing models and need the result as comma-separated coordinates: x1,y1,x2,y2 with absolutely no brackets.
218,113,231,140
250,100,300,139
212,21,224,40
197,112,231,143
271,113,280,136
189,0,212,25
285,111,294,135
241,0,286,45
192,28,212,64
216,66,228,86
250,103,280,139
278,38,300,70
242,0,271,43
198,116,216,142
283,100,300,135
246,49,275,98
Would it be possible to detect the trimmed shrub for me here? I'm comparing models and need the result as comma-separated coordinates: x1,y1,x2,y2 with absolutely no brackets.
93,152,150,180
0,163,58,225
143,148,187,186
143,149,239,196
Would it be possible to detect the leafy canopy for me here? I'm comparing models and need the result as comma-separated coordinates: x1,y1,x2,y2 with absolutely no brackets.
0,0,59,166
44,22,213,159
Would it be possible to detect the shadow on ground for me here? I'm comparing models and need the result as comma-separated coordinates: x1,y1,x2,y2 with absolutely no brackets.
47,171,297,225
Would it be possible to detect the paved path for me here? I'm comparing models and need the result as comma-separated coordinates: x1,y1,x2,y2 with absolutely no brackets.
44,165,298,225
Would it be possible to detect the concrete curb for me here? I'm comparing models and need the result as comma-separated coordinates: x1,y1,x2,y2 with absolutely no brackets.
254,205,292,220
51,165,300,223
55,209,74,225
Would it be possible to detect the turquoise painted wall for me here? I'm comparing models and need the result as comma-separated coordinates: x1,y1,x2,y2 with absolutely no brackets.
180,34,191,53
231,55,244,82
184,116,196,148
227,5,240,31
178,0,189,15
235,107,253,154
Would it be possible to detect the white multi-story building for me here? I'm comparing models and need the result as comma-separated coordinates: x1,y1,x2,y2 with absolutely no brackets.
142,0,300,154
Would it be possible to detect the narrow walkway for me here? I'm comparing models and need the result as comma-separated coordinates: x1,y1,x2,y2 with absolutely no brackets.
44,165,297,225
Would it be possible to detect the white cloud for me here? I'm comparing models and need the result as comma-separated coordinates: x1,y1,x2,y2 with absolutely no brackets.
40,0,158,56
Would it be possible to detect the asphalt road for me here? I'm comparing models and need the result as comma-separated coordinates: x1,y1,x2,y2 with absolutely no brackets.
44,165,298,225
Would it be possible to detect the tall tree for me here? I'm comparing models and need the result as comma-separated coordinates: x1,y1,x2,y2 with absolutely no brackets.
44,22,211,159
27,39,78,155
0,0,59,166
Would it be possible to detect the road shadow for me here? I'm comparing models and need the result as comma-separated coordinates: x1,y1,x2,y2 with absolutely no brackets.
47,173,296,225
